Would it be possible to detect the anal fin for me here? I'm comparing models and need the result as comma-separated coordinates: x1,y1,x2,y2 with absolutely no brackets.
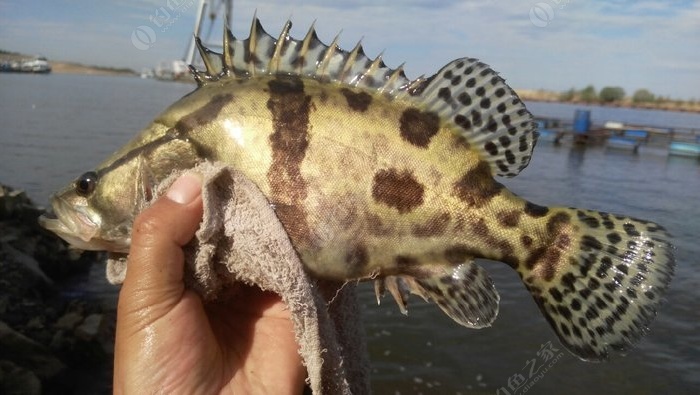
375,261,500,328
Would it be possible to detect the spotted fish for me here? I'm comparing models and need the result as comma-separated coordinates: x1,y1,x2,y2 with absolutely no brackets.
39,17,674,361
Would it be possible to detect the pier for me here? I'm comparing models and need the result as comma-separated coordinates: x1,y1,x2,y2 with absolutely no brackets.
535,111,700,159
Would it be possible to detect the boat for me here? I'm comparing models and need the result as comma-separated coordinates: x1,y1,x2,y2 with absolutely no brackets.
22,57,51,73
0,56,51,73
668,138,700,158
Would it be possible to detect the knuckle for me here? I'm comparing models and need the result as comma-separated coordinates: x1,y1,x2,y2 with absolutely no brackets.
132,209,169,240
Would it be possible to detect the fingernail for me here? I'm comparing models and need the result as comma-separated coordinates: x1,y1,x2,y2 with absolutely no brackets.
166,173,202,204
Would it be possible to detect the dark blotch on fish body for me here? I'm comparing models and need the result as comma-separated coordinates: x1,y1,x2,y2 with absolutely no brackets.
341,88,372,112
524,201,549,218
497,210,521,228
412,212,451,237
399,108,440,148
452,162,503,208
346,244,369,272
266,77,312,245
174,93,234,134
372,168,425,214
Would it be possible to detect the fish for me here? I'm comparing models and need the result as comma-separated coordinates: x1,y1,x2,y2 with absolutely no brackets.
39,17,674,361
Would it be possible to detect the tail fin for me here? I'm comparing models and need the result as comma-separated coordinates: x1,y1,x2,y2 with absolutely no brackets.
521,208,674,361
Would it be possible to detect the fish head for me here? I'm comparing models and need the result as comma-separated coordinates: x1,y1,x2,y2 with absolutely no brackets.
39,130,201,253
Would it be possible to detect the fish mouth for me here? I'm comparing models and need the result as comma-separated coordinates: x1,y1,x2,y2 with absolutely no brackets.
38,197,107,251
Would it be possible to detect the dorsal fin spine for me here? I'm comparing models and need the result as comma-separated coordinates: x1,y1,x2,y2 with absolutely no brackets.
319,33,341,77
297,23,317,74
380,63,405,94
247,17,261,76
269,20,292,74
222,22,233,75
364,52,385,82
188,64,205,87
340,40,363,82
195,37,218,78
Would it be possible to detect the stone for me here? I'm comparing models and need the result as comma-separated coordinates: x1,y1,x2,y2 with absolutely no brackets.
25,317,44,330
0,359,42,395
75,314,103,341
0,321,65,380
55,311,83,331
1,243,53,286
0,187,32,220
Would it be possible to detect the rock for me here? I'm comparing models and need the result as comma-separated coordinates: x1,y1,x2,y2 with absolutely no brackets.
0,359,42,395
0,186,34,220
0,321,65,380
0,296,8,315
25,316,44,330
75,314,103,341
55,311,83,331
49,329,74,354
1,242,53,286
0,182,115,392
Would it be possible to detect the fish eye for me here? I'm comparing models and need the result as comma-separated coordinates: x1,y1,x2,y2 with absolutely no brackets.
75,171,98,197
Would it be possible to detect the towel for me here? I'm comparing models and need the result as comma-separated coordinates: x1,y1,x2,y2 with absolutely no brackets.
106,161,371,394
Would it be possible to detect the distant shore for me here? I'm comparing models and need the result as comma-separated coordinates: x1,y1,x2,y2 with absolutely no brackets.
50,61,135,77
516,89,700,114
2,51,697,113
0,51,135,77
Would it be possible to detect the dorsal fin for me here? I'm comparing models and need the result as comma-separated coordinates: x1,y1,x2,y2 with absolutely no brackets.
189,17,538,177
189,17,411,93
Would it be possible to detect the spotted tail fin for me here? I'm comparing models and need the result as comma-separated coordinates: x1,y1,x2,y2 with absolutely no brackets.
521,208,674,361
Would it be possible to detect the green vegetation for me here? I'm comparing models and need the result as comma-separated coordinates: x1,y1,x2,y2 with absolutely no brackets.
555,86,694,108
599,86,625,103
579,85,598,103
520,85,700,112
632,89,655,103
559,87,576,101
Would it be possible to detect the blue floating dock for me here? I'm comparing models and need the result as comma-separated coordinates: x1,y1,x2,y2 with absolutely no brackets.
669,140,700,158
533,112,700,155
607,136,640,151
605,129,649,153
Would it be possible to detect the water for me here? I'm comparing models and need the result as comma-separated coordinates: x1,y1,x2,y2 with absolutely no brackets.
1,73,699,394
526,101,700,131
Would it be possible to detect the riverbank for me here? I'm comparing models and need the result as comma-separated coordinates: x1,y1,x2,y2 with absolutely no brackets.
0,51,135,77
50,61,135,77
517,89,700,114
0,183,114,394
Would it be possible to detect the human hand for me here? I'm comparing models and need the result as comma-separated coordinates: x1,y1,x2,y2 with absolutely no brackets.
114,173,306,394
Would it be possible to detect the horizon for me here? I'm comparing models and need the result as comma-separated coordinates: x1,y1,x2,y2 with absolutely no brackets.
1,0,698,100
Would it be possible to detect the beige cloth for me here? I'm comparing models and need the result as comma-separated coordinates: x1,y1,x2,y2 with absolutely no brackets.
106,161,370,394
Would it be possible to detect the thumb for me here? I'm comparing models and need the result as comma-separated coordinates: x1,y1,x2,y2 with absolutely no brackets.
120,172,203,312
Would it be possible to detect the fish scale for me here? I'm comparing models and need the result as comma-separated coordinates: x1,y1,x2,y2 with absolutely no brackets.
39,16,674,362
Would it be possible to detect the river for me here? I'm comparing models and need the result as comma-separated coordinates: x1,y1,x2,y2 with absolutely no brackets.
1,73,699,394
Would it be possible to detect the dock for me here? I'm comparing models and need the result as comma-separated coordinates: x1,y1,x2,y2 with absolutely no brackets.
534,111,700,159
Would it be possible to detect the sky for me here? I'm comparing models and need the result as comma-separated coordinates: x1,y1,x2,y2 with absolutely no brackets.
1,0,699,99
